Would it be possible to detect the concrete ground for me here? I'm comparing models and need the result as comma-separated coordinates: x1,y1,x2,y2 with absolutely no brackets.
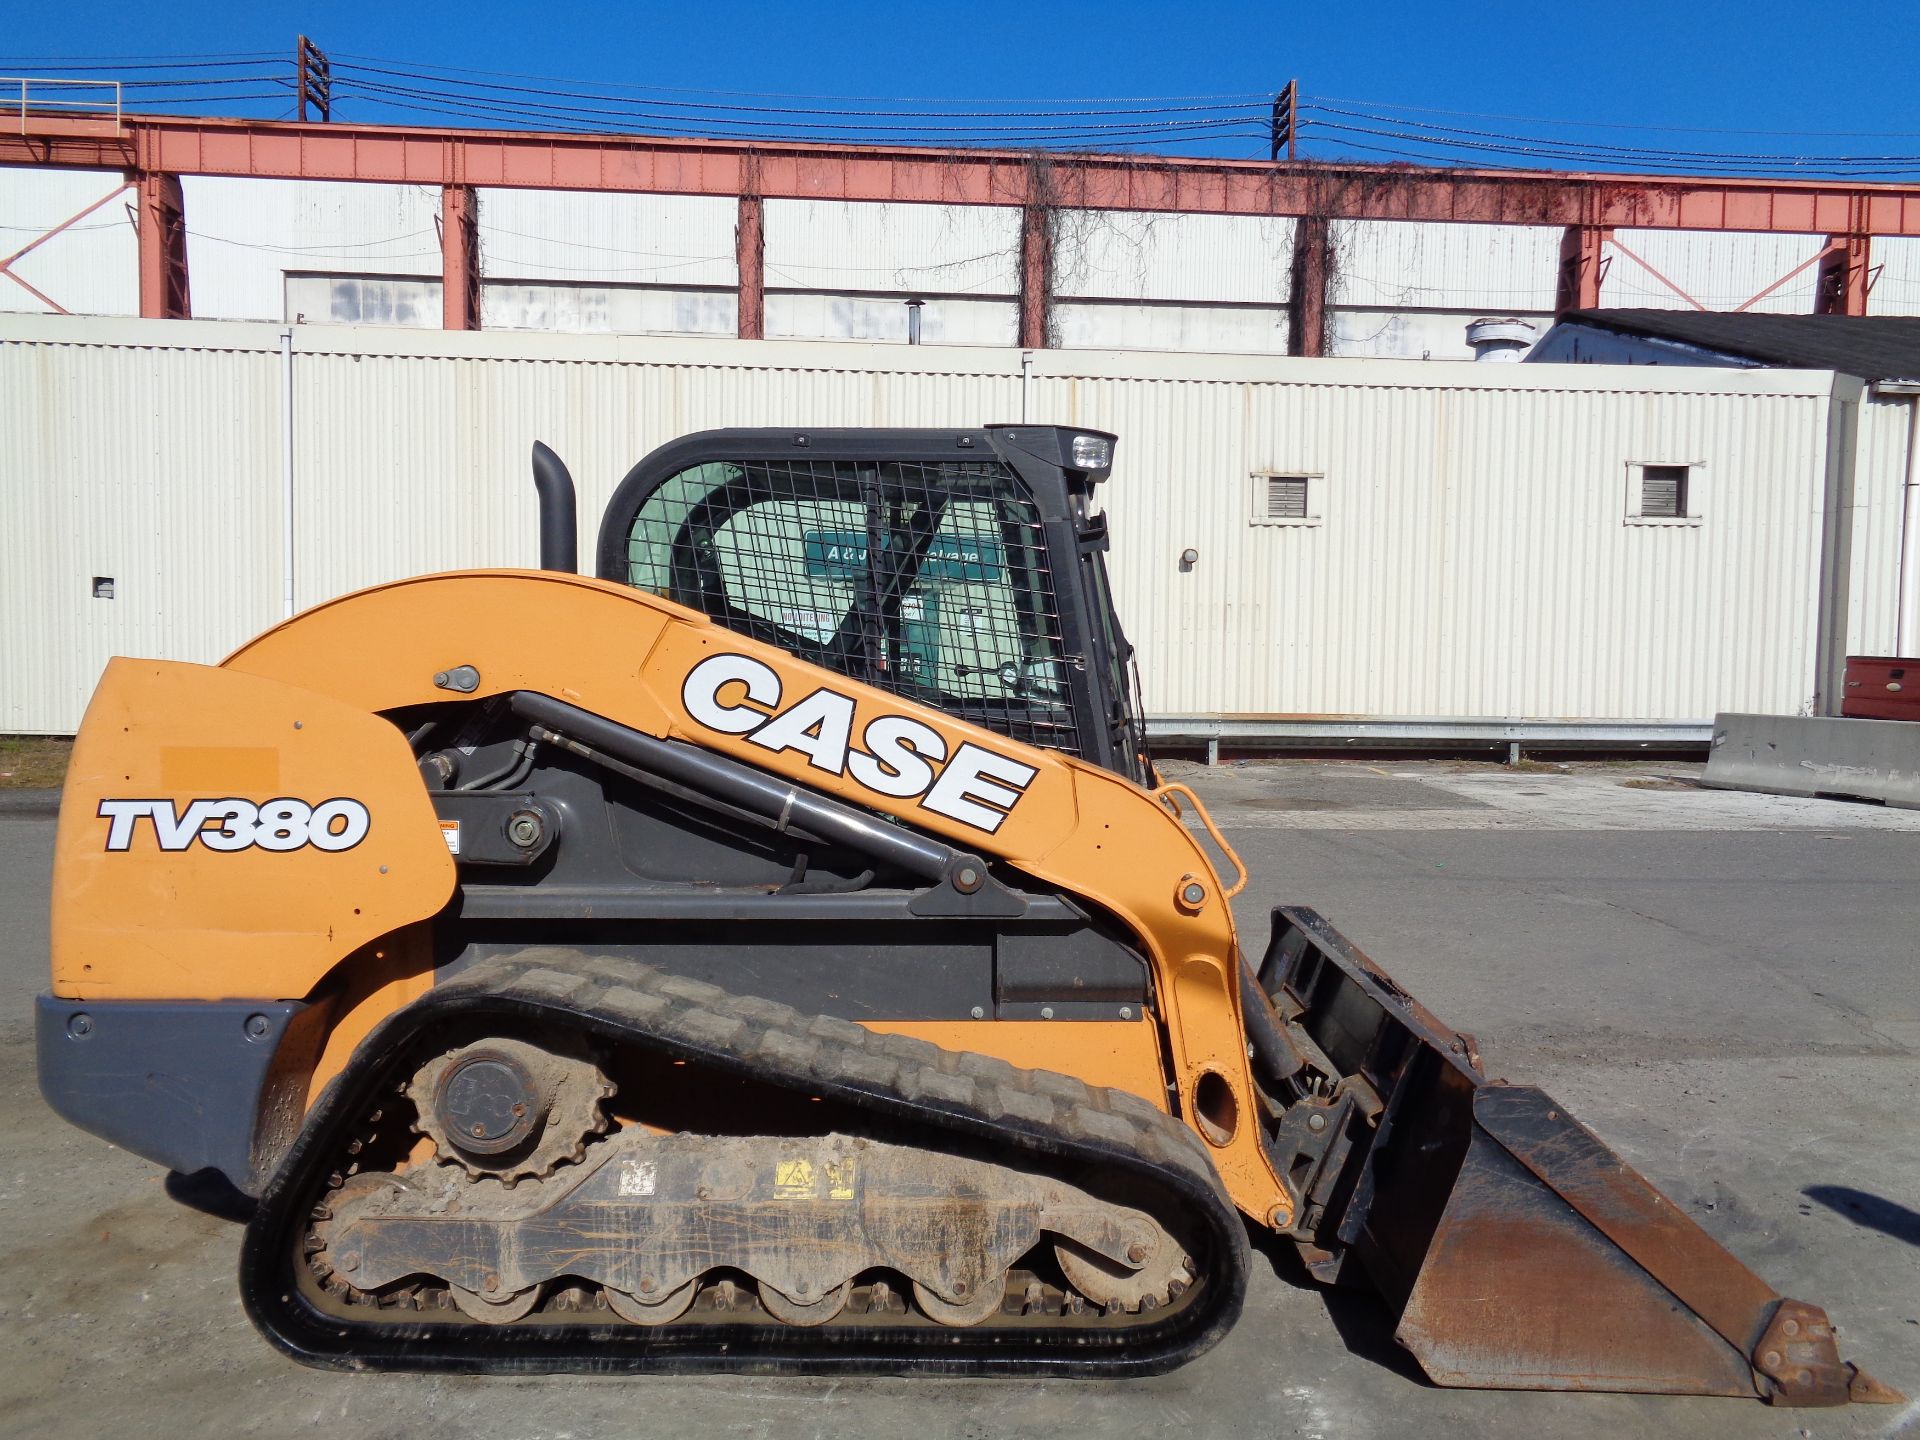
2,761,1916,1440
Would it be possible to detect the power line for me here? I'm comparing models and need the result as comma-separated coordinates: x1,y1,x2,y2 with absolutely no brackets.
1304,104,1920,168
1300,118,1920,178
326,77,1268,146
1308,93,1920,141
9,46,1920,178
0,56,285,72
322,64,1267,129
329,52,1272,105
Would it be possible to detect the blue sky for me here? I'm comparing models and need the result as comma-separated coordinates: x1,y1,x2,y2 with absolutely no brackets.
6,1,1919,174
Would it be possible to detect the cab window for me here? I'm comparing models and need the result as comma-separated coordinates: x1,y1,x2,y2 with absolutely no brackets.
624,458,1080,754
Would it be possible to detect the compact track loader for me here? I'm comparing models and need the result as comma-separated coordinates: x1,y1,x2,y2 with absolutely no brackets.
38,425,1898,1402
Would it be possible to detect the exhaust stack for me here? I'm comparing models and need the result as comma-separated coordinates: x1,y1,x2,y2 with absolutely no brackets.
531,441,578,573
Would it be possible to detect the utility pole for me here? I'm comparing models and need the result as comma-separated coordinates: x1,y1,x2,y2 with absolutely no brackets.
1270,80,1298,162
296,35,332,122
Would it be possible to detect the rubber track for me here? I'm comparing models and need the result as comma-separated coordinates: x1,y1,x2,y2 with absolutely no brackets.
242,947,1250,1376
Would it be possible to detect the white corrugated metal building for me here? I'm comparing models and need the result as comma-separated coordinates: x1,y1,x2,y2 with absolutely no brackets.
2,313,1906,743
11,166,1920,359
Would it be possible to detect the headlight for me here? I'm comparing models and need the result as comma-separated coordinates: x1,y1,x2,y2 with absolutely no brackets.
1071,434,1112,470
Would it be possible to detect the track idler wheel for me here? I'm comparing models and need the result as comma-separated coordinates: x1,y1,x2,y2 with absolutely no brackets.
605,1281,699,1326
912,1273,1008,1327
758,1280,852,1327
450,1282,546,1324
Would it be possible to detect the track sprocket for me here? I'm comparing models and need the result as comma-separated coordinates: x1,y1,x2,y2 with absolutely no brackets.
406,1034,614,1185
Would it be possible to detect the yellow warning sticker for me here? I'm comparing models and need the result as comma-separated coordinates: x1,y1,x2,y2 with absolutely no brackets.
826,1159,856,1201
774,1159,816,1198
773,1157,856,1199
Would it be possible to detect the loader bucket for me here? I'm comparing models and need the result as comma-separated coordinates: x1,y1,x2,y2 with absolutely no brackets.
1256,908,1901,1407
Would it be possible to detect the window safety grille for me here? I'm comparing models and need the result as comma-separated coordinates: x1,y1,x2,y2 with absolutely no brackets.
1640,464,1688,519
624,457,1082,755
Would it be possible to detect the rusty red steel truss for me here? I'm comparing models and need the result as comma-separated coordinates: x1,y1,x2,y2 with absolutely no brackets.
7,112,1920,348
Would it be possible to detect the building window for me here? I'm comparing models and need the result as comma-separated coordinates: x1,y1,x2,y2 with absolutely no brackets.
1250,473,1322,527
285,273,442,329
481,280,737,336
1626,462,1703,526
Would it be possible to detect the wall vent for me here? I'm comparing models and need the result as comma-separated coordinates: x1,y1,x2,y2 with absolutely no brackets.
1250,473,1319,525
1640,464,1688,519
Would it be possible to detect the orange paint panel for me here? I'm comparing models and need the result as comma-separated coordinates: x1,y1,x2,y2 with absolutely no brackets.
306,932,437,1105
160,745,279,791
51,658,455,1000
225,570,679,734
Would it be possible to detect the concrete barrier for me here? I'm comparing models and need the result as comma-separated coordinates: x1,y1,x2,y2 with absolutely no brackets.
1703,714,1920,810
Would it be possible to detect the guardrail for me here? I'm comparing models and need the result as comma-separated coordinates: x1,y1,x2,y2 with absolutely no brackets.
1146,715,1714,764
6,78,122,137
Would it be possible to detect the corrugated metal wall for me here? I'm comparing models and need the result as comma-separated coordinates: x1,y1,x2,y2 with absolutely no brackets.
1057,362,1841,720
762,200,1020,347
1330,220,1561,310
476,189,737,287
1,316,1885,736
285,334,1021,608
181,177,444,321
1051,211,1293,354
1327,221,1559,360
1602,229,1826,313
1055,212,1295,302
0,330,282,730
763,201,1019,297
1849,395,1914,655
476,188,740,336
0,167,138,317
1867,237,1920,316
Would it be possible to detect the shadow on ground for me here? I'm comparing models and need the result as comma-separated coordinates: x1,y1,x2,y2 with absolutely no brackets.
1246,1222,1433,1387
165,1167,256,1223
1802,1185,1920,1247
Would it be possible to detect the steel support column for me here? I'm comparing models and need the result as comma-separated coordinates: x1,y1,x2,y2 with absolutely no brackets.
1815,234,1872,315
1019,203,1052,349
440,184,479,330
736,195,764,340
1287,216,1330,357
135,171,189,319
1555,224,1609,315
